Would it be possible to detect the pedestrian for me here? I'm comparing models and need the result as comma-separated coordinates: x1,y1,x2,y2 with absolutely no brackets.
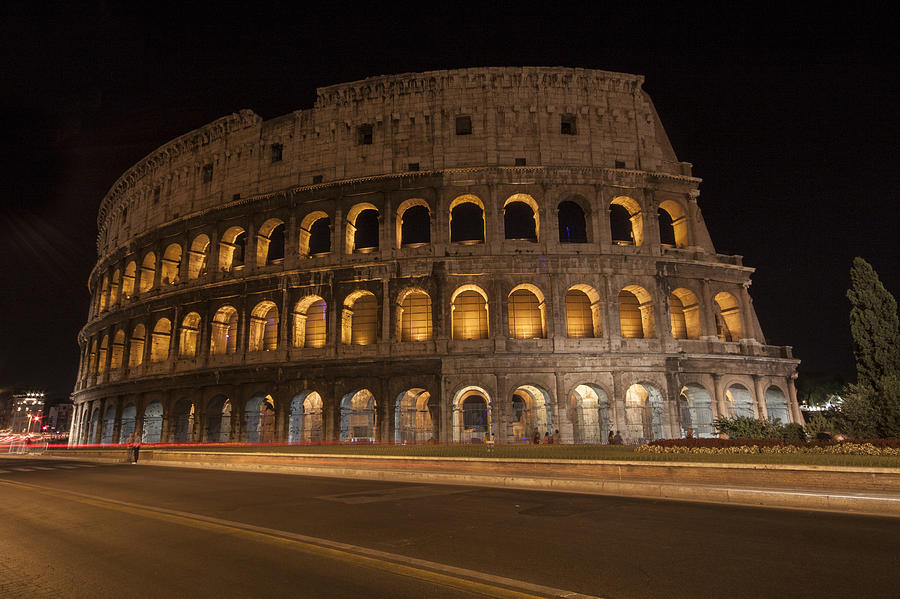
607,430,614,445
532,429,540,444
131,432,142,463
125,433,134,462
553,429,560,444
612,430,623,445
544,431,551,444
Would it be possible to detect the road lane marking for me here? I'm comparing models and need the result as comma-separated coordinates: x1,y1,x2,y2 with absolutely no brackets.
13,468,35,472
31,467,54,470
0,478,599,599
56,465,79,469
0,470,9,474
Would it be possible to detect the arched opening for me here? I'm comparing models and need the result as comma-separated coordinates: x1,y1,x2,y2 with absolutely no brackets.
150,318,172,362
210,306,239,355
624,383,665,442
508,385,551,443
451,286,489,340
342,291,377,345
88,339,98,374
187,234,210,280
503,194,539,242
293,296,327,348
565,285,602,338
609,196,643,246
179,312,202,358
397,200,431,248
101,405,116,444
248,301,279,352
726,384,755,418
346,204,379,253
128,324,145,367
507,284,546,339
449,195,485,244
122,261,136,298
172,398,194,443
205,396,232,442
118,404,136,443
557,200,587,243
142,401,164,443
669,288,701,340
340,389,376,442
97,335,108,374
658,200,688,248
87,408,100,444
300,212,331,256
679,384,714,437
98,276,109,312
139,252,156,293
569,384,609,444
619,285,655,339
256,218,285,266
394,388,437,444
244,394,275,443
765,386,790,423
289,391,323,443
714,292,743,341
109,269,120,307
452,387,491,443
398,288,433,342
110,329,125,369
160,243,182,285
218,226,247,272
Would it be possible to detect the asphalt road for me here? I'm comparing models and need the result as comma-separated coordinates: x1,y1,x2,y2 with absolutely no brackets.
1,456,897,599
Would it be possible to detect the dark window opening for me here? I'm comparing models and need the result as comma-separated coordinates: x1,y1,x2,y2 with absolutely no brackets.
462,397,488,432
514,157,527,166
407,162,420,172
400,205,430,246
357,124,373,145
614,160,626,169
266,224,285,263
609,205,633,244
354,209,379,251
658,208,676,247
202,164,214,183
308,218,331,254
232,193,241,201
512,396,525,422
450,203,485,243
312,175,323,184
561,114,577,135
503,202,537,242
153,187,161,204
558,200,587,243
271,143,283,162
455,115,472,135
232,232,247,266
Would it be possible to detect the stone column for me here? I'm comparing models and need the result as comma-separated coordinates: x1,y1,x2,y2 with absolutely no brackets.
787,375,805,426
699,279,718,339
752,375,769,420
712,374,727,421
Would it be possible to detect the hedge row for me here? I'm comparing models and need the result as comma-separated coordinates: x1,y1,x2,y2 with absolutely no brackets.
637,438,900,456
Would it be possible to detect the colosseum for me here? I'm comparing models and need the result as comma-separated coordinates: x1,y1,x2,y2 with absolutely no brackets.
69,67,802,448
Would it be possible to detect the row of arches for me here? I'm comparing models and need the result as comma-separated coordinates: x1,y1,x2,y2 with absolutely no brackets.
82,284,746,377
72,379,793,447
91,193,691,316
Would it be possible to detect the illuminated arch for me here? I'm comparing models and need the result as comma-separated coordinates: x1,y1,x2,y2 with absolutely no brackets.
340,389,376,441
109,269,121,307
451,285,490,340
293,295,327,348
507,385,552,443
218,226,247,272
451,386,492,442
569,384,610,443
289,391,324,443
110,329,126,369
171,398,195,443
565,284,602,338
394,388,436,443
342,290,377,345
669,288,701,340
179,312,202,358
609,196,643,246
142,401,164,443
128,324,145,367
619,285,655,339
187,234,210,279
396,198,431,248
210,305,239,355
397,287,433,342
256,218,285,266
679,384,715,437
248,301,279,352
624,383,665,442
765,386,791,423
97,334,108,374
345,202,379,254
244,394,276,443
503,194,539,242
658,200,688,248
726,383,755,418
160,243,182,285
150,317,172,362
714,291,743,341
118,404,137,443
122,261,137,298
299,211,331,256
449,194,485,244
98,275,109,312
205,395,232,442
507,284,546,339
139,252,156,293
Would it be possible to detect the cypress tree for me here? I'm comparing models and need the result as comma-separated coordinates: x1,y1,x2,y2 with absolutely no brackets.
847,257,900,388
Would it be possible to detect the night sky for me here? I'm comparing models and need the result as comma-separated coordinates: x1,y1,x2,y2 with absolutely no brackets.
2,3,898,397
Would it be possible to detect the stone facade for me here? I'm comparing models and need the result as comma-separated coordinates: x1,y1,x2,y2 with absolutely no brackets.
70,67,800,447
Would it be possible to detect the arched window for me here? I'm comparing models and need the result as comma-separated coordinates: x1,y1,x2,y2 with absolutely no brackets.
293,296,327,348
565,285,601,338
98,276,109,312
507,285,545,339
714,292,743,342
619,285,655,339
218,226,247,272
346,203,379,253
765,386,790,423
109,269,121,307
453,387,491,442
658,200,688,248
342,291,377,345
669,288,702,340
726,384,755,418
122,261,137,298
397,199,431,248
88,339,98,374
179,312,202,358
625,383,665,442
449,195,485,244
398,289,433,341
248,301,279,351
340,389,376,441
139,252,156,293
609,196,643,246
150,317,172,362
569,384,609,443
210,306,239,355
558,200,587,243
256,218,285,266
503,194,539,242
161,243,182,285
110,329,125,369
300,211,331,256
187,234,210,279
451,286,489,340
129,324,145,367
97,335,108,373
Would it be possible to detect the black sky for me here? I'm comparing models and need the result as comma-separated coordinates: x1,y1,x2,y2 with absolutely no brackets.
2,2,898,397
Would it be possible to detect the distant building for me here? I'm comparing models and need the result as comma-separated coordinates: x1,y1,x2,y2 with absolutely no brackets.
7,390,46,433
46,402,74,434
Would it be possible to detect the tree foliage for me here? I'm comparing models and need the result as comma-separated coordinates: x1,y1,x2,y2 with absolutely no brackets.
713,416,806,442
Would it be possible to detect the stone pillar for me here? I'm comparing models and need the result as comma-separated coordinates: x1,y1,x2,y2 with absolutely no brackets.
712,374,727,421
699,280,718,339
752,375,769,420
787,375,805,426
